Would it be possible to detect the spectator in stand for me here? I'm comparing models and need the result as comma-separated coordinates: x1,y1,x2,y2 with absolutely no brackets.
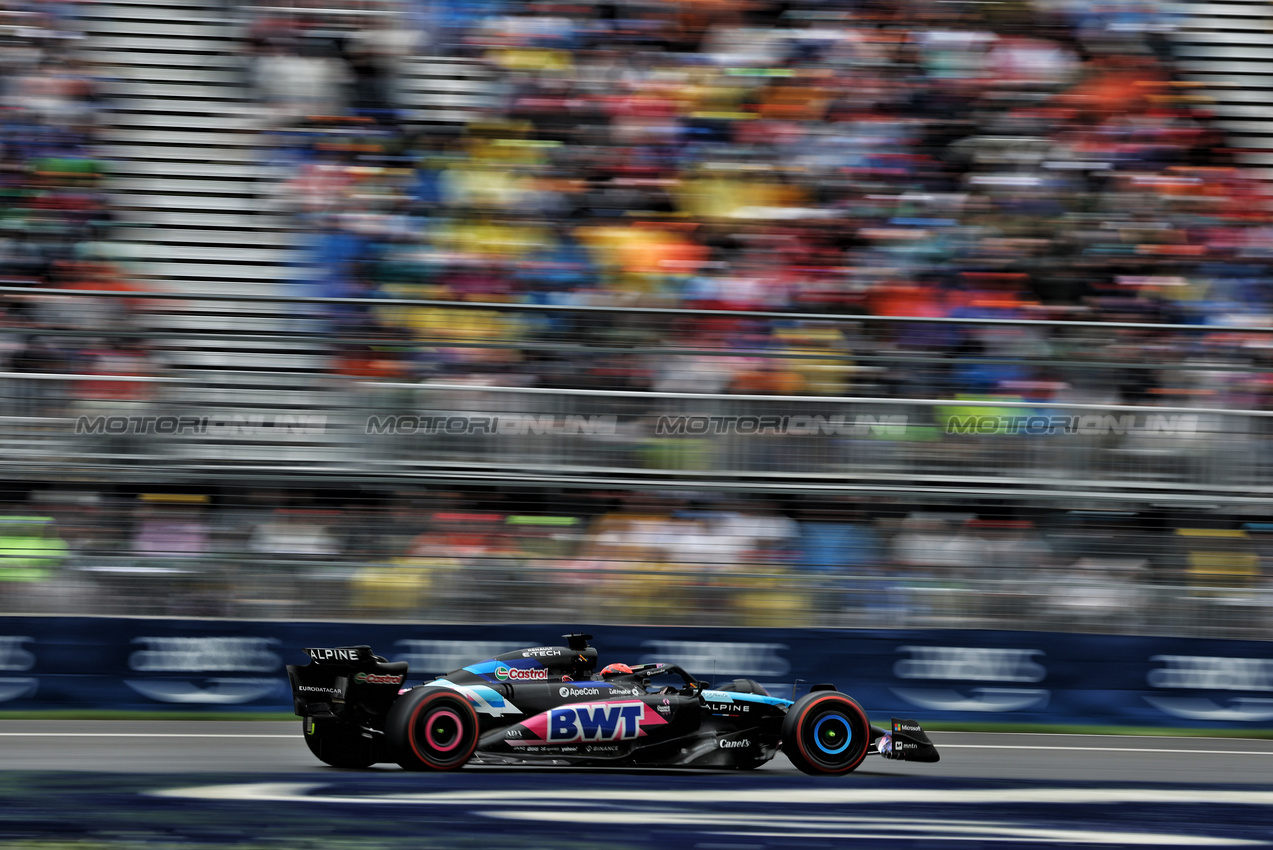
131,495,210,561
237,0,1272,411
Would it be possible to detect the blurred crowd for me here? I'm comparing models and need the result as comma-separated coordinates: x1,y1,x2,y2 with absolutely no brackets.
0,0,106,290
0,1,158,421
1,488,1269,635
0,0,1271,635
248,0,1273,405
3,0,1273,408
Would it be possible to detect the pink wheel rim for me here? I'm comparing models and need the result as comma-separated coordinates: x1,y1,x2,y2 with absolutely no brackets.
423,708,463,753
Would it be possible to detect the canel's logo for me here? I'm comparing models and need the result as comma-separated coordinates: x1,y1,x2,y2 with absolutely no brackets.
1144,655,1273,722
512,701,667,745
0,636,38,702
124,637,282,704
890,646,1049,712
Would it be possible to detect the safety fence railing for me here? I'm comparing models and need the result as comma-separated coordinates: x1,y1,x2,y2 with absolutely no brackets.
3,369,1272,501
3,285,1272,637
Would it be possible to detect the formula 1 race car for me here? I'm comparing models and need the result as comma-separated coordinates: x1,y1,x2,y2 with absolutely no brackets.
286,634,940,775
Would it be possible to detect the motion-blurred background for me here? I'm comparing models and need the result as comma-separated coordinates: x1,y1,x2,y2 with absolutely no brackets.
1,0,1271,637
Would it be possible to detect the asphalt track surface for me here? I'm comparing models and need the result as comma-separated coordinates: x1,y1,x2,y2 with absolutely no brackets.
2,721,1273,848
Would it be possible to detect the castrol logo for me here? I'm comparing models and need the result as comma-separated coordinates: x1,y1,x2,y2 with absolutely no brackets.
354,672,404,685
495,665,548,682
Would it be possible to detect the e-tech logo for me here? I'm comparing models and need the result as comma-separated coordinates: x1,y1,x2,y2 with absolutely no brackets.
124,637,283,705
495,665,548,682
891,646,1049,712
1144,655,1273,722
0,636,37,702
512,700,667,746
523,648,562,658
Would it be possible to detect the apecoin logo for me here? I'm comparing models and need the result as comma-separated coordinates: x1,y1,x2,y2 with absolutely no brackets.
560,686,600,698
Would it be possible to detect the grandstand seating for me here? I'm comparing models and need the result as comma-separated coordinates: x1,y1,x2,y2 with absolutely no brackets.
1169,0,1273,195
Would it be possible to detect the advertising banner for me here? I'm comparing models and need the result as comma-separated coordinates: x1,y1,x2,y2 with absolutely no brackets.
0,618,1270,727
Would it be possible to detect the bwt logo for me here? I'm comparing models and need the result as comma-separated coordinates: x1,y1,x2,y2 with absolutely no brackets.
514,701,668,745
550,702,645,742
1145,655,1273,722
655,415,907,437
891,647,1049,713
366,415,617,436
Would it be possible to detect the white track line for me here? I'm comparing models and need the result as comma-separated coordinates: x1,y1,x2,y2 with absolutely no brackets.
939,744,1273,755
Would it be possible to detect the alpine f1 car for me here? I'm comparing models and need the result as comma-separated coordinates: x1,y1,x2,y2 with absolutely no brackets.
286,634,940,775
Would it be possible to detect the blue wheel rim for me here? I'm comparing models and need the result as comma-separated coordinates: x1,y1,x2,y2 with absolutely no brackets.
813,713,851,755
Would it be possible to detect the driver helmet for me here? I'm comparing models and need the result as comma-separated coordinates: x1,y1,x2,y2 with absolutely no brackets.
599,663,633,677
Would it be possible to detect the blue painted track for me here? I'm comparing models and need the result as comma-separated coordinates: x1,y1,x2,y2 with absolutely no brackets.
3,769,1273,848
2,724,1273,848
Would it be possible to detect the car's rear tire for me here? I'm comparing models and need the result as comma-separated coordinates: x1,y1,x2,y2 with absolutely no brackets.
386,687,480,771
781,692,870,775
302,718,379,769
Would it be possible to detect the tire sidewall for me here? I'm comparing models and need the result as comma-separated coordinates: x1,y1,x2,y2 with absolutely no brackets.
386,687,480,771
781,692,870,775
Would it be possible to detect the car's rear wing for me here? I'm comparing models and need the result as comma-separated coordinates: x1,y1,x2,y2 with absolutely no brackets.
286,645,408,720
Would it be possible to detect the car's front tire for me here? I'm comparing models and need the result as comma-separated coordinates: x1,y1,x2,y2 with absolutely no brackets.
386,687,480,771
302,718,379,769
781,692,870,775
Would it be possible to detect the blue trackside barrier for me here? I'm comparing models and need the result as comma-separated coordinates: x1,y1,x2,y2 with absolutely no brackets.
0,618,1270,727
